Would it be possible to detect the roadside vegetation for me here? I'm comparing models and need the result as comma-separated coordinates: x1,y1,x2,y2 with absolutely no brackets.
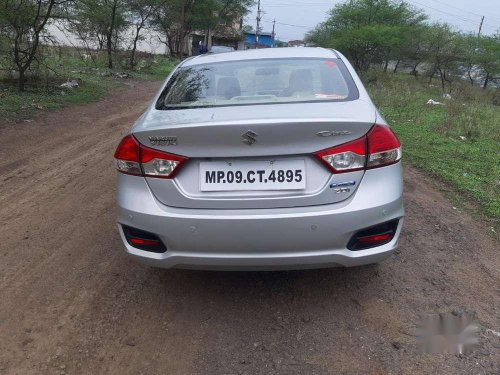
0,0,252,118
367,74,499,221
306,0,500,92
0,48,177,121
307,0,500,222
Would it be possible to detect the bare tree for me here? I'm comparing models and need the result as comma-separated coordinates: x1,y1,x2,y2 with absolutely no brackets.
126,0,162,68
67,0,126,69
0,0,69,91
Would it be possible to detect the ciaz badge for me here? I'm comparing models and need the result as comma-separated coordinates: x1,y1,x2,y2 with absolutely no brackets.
149,136,178,146
317,130,352,137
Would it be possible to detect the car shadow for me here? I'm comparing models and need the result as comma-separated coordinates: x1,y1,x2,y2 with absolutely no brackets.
148,263,384,306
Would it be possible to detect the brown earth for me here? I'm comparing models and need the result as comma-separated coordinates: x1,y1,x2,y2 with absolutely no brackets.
0,81,498,375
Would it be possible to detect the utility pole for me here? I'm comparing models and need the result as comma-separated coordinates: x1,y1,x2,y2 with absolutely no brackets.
255,0,261,49
477,16,485,38
271,19,276,48
467,15,485,86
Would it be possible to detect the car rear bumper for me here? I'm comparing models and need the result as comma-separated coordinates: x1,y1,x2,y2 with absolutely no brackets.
117,163,404,270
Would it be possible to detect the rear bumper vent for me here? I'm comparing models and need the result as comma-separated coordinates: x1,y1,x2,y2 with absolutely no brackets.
122,225,167,253
347,220,399,251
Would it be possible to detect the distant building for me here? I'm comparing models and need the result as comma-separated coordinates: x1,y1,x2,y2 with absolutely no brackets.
243,31,274,49
191,28,243,55
190,18,244,56
288,40,305,47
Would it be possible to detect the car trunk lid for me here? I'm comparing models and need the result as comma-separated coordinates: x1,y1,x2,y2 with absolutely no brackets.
133,100,376,209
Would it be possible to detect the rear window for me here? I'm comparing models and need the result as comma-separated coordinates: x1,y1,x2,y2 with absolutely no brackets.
156,58,359,110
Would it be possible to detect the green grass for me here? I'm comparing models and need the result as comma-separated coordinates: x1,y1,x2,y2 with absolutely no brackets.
367,73,500,221
134,57,179,80
0,77,116,119
0,49,178,121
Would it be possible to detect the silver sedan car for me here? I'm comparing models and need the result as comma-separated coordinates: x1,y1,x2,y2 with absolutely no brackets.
114,47,404,270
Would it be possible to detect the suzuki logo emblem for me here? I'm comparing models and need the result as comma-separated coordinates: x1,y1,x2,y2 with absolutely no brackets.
242,130,258,145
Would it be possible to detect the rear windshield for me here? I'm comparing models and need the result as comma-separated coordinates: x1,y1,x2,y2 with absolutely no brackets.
156,58,359,110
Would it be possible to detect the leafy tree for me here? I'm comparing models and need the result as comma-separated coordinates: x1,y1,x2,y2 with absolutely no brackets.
67,0,127,68
152,0,252,57
391,23,428,74
458,32,480,85
306,0,426,71
0,0,68,91
475,34,500,88
126,0,163,68
423,23,462,93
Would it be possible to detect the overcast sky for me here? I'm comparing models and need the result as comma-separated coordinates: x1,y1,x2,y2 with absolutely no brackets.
244,0,500,42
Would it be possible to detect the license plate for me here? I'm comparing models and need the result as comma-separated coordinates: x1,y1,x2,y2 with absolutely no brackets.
200,160,306,192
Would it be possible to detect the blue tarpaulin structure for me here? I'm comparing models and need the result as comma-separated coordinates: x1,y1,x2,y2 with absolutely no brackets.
244,32,274,48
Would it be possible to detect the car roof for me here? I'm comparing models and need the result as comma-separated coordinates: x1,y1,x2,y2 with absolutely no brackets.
182,47,339,67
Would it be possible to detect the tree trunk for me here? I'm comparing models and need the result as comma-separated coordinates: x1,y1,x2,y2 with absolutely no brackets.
130,25,141,69
18,68,26,92
411,62,420,76
383,59,389,73
393,59,400,73
428,66,437,84
107,0,118,69
107,43,113,69
467,65,474,86
483,73,490,89
13,0,56,92
437,68,448,93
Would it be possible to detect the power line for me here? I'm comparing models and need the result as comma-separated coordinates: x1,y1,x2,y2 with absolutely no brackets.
265,3,331,7
262,17,314,29
254,0,500,40
406,0,499,33
421,0,500,25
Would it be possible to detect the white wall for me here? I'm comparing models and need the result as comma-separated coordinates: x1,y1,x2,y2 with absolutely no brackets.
48,21,168,55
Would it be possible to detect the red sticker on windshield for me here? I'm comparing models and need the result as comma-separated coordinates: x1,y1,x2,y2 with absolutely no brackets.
324,61,337,68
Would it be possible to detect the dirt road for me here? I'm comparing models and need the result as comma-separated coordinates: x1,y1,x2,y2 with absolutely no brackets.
0,82,498,375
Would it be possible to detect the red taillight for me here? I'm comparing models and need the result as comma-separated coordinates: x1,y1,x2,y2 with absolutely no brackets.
314,124,401,174
140,144,187,179
114,134,140,161
314,137,367,174
366,124,401,169
114,135,142,176
114,135,188,179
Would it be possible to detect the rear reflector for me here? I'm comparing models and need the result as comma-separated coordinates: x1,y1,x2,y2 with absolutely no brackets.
347,220,399,251
114,135,188,178
357,233,392,245
122,225,167,253
130,238,163,246
314,124,401,174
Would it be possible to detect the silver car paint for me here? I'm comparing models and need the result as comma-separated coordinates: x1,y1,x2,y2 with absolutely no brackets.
117,47,404,270
133,49,378,210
